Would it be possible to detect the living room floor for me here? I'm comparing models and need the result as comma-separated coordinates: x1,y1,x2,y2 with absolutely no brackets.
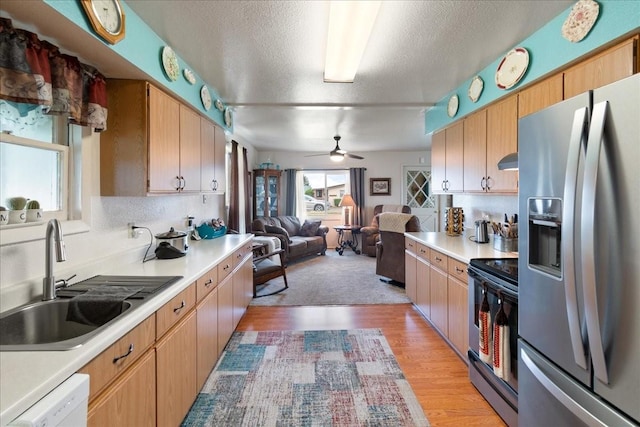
238,304,505,426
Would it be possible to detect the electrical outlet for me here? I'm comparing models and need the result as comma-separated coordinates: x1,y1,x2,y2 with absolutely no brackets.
128,222,136,238
202,194,208,204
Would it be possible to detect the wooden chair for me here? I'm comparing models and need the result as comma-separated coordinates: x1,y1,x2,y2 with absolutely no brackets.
253,248,288,297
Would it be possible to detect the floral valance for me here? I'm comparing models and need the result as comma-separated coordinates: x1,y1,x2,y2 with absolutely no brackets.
0,18,108,131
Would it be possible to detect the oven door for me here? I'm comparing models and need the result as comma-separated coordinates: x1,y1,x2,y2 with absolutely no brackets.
468,266,519,393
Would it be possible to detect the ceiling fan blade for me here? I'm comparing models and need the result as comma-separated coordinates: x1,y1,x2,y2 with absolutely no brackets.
345,153,364,160
304,153,328,157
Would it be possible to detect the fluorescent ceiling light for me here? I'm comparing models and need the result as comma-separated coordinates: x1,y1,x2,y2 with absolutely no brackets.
324,1,381,83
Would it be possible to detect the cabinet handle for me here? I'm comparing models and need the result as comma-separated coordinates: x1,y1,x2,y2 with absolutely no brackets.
173,300,186,313
445,180,450,191
435,256,442,262
113,344,134,364
237,253,243,259
175,176,181,191
224,264,231,271
441,181,446,191
205,278,213,287
210,179,216,191
180,176,186,190
481,177,486,190
420,249,426,254
456,266,464,273
486,176,492,191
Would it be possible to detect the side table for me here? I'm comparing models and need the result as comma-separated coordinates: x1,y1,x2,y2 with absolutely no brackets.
333,225,362,255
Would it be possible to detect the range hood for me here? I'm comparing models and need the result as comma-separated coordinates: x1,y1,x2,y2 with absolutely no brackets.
498,152,518,170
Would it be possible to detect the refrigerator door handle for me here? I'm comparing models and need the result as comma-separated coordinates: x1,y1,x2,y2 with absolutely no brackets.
581,101,609,384
561,107,589,370
521,348,608,427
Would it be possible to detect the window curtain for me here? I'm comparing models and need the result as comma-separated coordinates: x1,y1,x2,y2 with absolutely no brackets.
227,140,239,232
350,167,366,226
243,147,250,231
0,18,107,131
284,168,297,216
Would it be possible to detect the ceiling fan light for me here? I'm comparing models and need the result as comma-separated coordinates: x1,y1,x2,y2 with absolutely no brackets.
330,152,344,162
324,1,381,83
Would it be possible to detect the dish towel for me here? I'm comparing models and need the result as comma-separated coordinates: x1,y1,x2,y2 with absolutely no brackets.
479,288,492,364
66,286,141,326
493,299,511,381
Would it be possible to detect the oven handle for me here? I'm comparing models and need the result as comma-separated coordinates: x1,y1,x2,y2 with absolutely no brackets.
468,269,518,301
561,107,589,371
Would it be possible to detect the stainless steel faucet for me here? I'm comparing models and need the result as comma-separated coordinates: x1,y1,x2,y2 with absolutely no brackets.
42,219,66,301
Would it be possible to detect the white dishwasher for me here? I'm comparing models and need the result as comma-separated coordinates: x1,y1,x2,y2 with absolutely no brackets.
9,373,90,427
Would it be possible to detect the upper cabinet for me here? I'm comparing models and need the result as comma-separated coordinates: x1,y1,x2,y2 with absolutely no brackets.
200,119,226,193
564,36,638,99
101,80,225,196
518,73,564,118
485,94,518,193
462,109,487,193
431,121,463,194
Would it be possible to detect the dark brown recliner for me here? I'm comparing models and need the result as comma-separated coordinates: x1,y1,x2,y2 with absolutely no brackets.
375,213,421,284
361,205,411,257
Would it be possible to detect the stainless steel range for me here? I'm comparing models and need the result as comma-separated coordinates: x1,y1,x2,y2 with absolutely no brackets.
468,258,518,427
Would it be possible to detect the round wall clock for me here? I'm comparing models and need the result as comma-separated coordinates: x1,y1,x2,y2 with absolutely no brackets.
447,94,459,118
80,0,126,45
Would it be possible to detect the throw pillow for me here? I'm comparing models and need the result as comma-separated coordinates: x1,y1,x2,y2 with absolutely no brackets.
264,225,291,242
299,220,321,237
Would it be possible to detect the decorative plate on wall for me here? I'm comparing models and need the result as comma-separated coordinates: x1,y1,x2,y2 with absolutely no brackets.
161,46,179,81
468,76,484,102
447,94,459,117
561,0,600,43
183,69,196,84
200,85,212,110
215,99,224,111
224,107,233,127
495,47,529,90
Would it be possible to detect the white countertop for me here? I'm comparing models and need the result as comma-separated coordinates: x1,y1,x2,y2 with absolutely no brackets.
405,231,517,263
0,234,253,426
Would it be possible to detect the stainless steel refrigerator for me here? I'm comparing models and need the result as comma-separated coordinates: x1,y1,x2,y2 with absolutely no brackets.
518,73,640,427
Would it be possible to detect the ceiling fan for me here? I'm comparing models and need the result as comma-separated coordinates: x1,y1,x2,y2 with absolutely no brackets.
306,136,364,162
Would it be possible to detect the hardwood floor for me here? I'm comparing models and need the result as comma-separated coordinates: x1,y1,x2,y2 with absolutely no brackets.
237,304,506,426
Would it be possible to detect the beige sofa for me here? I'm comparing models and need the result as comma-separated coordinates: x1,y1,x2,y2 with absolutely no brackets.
251,216,328,264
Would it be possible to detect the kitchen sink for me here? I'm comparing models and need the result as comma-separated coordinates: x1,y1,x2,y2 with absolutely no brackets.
0,275,182,351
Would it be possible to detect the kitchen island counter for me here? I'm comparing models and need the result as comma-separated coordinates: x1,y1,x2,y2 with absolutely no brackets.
405,231,517,263
0,233,253,426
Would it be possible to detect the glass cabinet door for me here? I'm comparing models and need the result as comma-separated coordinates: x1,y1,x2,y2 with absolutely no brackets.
253,169,281,218
268,175,278,217
255,175,265,217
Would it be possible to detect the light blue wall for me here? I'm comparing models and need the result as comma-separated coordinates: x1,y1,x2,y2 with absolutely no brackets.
43,0,229,130
426,0,640,134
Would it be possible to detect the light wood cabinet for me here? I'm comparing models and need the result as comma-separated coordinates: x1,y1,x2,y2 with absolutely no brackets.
156,283,196,339
87,351,156,427
447,259,468,358
416,255,431,319
518,73,564,118
156,310,197,427
196,287,218,392
232,255,251,329
101,80,204,196
217,273,234,355
431,122,463,193
485,95,518,193
429,251,449,335
404,240,418,302
564,36,638,99
253,169,282,217
462,109,487,193
200,118,226,193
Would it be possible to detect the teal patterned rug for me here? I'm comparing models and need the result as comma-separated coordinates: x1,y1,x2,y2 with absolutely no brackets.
182,329,429,426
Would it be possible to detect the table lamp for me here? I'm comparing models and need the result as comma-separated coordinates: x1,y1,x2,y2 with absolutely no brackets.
339,194,355,225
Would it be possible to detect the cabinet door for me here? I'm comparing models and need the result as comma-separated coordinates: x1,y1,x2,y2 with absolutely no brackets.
416,257,431,319
148,85,181,193
232,265,246,329
196,288,218,391
156,310,197,427
447,275,468,359
486,95,518,193
518,73,563,118
405,250,417,303
87,351,156,427
430,265,448,335
463,109,487,193
445,121,464,192
564,37,637,99
200,118,216,192
179,105,201,192
267,173,280,217
217,274,234,355
431,130,446,193
214,125,227,193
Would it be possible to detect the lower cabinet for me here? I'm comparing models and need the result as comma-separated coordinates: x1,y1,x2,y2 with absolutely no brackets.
447,273,468,358
416,255,431,319
429,264,448,335
196,287,218,391
404,246,418,302
87,350,156,426
217,273,234,355
156,310,197,427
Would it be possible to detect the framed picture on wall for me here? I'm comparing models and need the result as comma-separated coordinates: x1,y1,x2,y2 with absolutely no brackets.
370,178,391,196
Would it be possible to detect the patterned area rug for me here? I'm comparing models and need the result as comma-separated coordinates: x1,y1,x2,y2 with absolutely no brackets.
182,329,429,426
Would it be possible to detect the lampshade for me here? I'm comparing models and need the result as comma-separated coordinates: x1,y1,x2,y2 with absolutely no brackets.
497,152,518,170
339,194,355,207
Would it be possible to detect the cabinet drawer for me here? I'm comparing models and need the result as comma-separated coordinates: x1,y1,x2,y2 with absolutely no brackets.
429,249,448,272
156,283,196,339
448,258,468,283
218,254,233,282
405,238,416,253
196,267,218,302
233,242,252,269
79,315,155,401
417,243,430,261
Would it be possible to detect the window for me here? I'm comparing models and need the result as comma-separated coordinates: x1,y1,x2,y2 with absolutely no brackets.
301,170,348,220
0,101,70,223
